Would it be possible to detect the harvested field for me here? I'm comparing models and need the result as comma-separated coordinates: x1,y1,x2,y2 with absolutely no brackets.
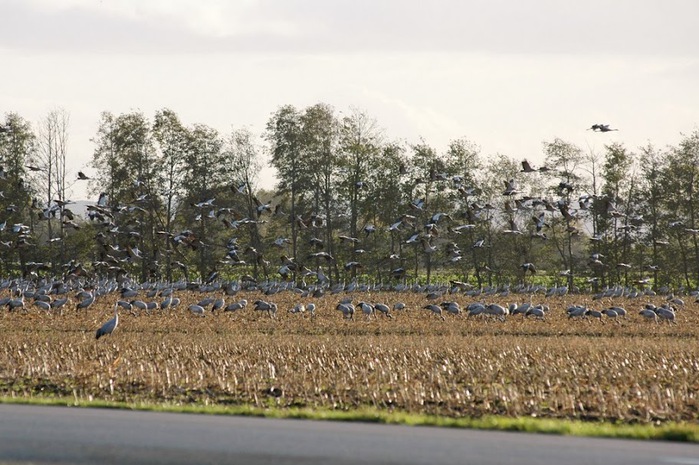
1,290,698,424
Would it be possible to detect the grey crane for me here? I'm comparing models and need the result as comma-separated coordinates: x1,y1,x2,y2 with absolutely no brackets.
358,301,375,319
521,159,550,173
188,304,206,316
50,296,69,311
639,308,658,322
160,294,173,310
224,299,248,313
485,303,508,321
34,300,51,311
131,300,148,312
96,304,119,340
306,303,316,316
608,306,627,318
525,305,546,320
521,262,537,274
116,300,133,311
423,304,445,321
601,308,619,319
510,302,530,316
211,297,225,312
588,124,618,132
337,302,355,319
656,306,676,324
585,308,603,321
440,301,461,316
6,292,25,312
567,305,587,319
254,300,277,318
374,303,393,318
198,296,215,307
289,303,305,314
466,302,487,318
503,179,518,196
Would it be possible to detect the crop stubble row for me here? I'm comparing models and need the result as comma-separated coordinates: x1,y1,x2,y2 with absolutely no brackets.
0,291,697,423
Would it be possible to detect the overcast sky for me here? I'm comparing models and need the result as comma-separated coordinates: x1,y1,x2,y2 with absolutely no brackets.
2,0,699,200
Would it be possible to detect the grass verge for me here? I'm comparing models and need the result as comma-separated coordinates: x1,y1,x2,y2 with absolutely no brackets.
1,395,697,443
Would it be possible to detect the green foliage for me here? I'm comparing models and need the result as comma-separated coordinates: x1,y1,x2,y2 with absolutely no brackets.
0,113,36,276
3,105,699,289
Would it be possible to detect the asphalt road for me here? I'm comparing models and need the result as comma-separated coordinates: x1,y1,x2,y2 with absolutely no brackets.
0,404,697,465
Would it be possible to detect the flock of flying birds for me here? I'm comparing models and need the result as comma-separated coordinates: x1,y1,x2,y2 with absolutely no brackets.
8,122,684,338
2,122,623,283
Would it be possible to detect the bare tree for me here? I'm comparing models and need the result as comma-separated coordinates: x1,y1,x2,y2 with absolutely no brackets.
223,127,266,278
31,108,70,266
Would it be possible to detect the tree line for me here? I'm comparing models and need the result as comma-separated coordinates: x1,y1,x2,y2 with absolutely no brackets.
1,104,698,291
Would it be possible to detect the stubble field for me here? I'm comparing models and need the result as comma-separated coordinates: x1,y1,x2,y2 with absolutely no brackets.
1,289,698,424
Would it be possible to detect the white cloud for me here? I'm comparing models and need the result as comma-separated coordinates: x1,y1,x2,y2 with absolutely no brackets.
2,1,699,201
8,0,301,45
4,0,699,55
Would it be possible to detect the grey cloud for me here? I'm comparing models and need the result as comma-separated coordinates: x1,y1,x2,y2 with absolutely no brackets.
1,0,698,56
0,2,208,54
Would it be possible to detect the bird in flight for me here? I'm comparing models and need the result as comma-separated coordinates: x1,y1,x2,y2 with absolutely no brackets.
503,179,518,196
521,262,537,274
588,124,618,132
77,171,90,180
521,159,550,173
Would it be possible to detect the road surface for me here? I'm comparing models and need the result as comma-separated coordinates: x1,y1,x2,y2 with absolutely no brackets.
0,404,697,464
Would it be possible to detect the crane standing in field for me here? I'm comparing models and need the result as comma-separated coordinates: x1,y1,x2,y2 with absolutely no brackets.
96,303,119,340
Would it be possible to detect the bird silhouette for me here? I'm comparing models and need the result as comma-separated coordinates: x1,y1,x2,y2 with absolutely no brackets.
588,124,618,132
521,159,550,172
77,171,90,180
532,212,547,232
521,159,536,173
521,262,537,274
503,179,518,196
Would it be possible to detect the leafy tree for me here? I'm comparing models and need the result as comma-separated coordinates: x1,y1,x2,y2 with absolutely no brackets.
266,105,306,265
637,144,670,289
542,138,587,288
90,111,162,281
660,130,699,287
179,123,225,280
366,141,410,282
299,103,342,281
405,140,444,283
478,154,530,285
598,142,635,285
152,108,189,281
0,112,36,276
222,127,267,279
337,108,384,278
443,138,482,283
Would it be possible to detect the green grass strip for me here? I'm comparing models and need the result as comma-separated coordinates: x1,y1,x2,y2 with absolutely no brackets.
1,396,697,443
